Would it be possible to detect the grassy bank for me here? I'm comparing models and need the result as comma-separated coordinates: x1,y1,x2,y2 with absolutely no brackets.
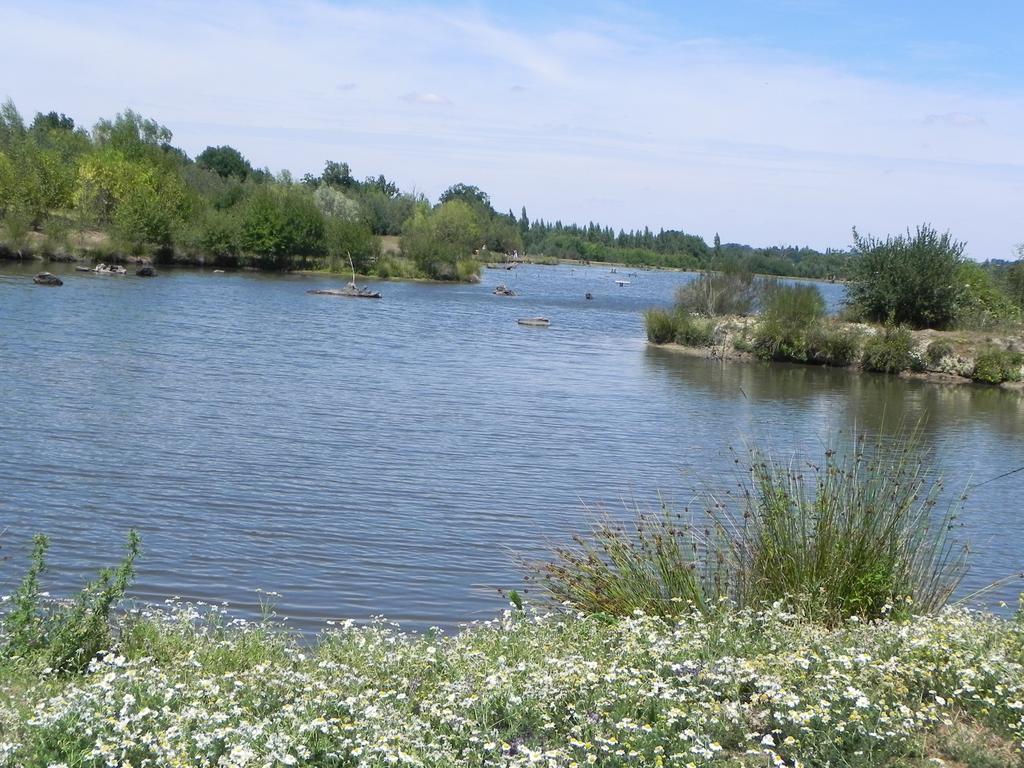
3,601,1023,767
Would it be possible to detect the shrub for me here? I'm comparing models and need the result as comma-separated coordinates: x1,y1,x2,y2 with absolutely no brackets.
401,200,483,280
925,339,955,368
524,506,715,618
954,261,1022,329
323,217,378,274
2,206,32,255
527,430,967,623
732,431,967,620
2,531,140,672
113,189,175,254
644,308,676,343
455,258,481,282
674,314,716,347
971,347,1024,384
806,322,862,366
752,284,825,361
674,267,759,317
238,186,325,268
862,326,918,373
372,254,420,280
199,209,241,262
847,224,966,329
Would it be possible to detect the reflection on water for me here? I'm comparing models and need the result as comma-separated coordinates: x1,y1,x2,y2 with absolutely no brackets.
0,261,1021,632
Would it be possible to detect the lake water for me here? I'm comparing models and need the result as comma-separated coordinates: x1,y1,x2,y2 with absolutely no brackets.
1,262,1021,632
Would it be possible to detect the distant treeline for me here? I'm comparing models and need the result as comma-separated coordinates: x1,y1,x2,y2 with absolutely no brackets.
516,214,850,278
0,99,1015,287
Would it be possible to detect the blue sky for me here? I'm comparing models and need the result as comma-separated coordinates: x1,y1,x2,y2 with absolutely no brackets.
1,0,1022,258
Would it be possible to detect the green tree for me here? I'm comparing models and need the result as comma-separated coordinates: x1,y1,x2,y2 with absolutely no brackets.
484,215,523,254
438,183,493,216
238,186,325,268
401,199,483,279
357,188,417,235
1008,248,1024,310
30,111,75,133
196,145,252,181
320,160,354,189
324,218,379,273
0,98,26,150
198,209,241,262
313,185,362,221
954,261,1021,328
113,187,173,254
847,224,966,329
92,110,176,165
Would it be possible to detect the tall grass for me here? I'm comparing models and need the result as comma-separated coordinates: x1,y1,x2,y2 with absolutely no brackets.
674,268,760,317
524,505,722,619
527,429,968,623
643,309,716,347
752,283,826,361
731,430,967,620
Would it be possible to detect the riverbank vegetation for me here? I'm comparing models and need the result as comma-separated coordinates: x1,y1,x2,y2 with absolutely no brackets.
5,97,983,285
646,225,1024,386
0,101,524,282
2,433,1023,766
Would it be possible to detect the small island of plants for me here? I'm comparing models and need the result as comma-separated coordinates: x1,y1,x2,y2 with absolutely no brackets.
646,225,1024,387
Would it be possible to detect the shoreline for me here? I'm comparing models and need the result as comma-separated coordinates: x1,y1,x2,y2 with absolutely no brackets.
650,337,1024,391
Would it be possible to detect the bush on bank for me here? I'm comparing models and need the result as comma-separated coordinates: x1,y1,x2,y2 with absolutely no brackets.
527,431,966,625
971,347,1024,385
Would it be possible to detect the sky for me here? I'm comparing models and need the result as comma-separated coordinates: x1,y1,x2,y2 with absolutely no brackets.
1,0,1022,259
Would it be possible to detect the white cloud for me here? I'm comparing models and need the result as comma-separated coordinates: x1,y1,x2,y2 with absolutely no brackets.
0,0,1021,258
402,92,452,106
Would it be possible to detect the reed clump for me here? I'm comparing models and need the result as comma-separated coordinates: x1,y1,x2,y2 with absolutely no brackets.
527,429,968,624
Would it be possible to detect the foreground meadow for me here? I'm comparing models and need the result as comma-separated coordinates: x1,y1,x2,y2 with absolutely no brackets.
1,600,1023,767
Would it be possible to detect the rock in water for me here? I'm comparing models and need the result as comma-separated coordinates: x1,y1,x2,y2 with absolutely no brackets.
136,266,158,277
33,272,63,286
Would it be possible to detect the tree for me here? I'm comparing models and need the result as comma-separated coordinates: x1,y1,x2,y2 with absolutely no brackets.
31,111,75,133
313,185,362,221
438,183,492,215
238,186,325,268
113,188,173,254
401,199,483,279
324,218,379,273
1004,246,1024,310
847,224,966,329
358,188,416,236
363,174,398,198
75,148,189,225
0,99,26,150
196,145,252,181
320,160,354,189
92,110,175,164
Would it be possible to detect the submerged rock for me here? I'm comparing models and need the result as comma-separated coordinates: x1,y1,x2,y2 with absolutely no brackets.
136,266,158,277
33,272,63,286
